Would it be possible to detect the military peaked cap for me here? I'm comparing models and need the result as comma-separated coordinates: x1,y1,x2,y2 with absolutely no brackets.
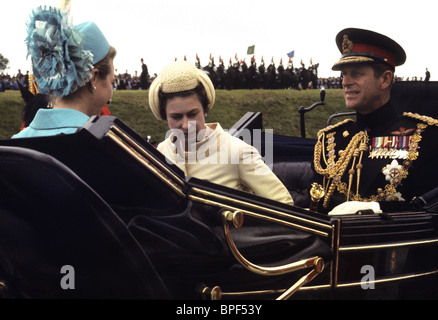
332,28,406,71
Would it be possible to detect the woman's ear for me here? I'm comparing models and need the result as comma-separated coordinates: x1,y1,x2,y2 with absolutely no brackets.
91,68,100,82
89,68,99,93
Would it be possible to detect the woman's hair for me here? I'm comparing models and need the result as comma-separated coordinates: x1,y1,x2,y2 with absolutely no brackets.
94,46,117,80
158,83,210,120
60,46,117,102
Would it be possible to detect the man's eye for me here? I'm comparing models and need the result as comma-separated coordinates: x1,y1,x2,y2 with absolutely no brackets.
352,71,365,76
343,71,364,77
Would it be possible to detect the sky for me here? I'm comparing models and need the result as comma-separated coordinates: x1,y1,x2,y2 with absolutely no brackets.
1,0,436,80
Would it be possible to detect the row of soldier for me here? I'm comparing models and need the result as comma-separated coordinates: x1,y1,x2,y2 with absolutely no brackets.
195,55,319,90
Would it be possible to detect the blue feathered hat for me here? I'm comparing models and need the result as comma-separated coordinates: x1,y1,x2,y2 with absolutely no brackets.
25,6,110,97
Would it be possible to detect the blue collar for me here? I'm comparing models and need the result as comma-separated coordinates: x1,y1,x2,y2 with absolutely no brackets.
30,108,90,130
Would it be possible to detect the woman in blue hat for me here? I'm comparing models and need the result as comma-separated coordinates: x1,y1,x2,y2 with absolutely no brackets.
12,6,116,138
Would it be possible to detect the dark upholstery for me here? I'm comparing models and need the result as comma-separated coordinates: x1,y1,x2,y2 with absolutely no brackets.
391,81,438,118
272,161,316,208
0,146,169,299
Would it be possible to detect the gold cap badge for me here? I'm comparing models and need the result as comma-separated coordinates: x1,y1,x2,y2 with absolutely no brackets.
342,35,354,54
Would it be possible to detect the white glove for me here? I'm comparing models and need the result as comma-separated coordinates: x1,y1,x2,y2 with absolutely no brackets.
328,201,382,216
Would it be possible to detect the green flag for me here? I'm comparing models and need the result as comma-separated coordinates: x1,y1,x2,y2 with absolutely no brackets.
247,45,255,55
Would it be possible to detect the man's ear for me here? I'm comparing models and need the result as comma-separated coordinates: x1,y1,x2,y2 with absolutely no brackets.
381,70,393,89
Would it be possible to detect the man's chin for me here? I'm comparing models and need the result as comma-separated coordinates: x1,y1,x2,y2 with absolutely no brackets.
345,103,357,111
344,97,359,111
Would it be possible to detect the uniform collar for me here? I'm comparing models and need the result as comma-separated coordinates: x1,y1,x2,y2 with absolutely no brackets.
355,101,399,132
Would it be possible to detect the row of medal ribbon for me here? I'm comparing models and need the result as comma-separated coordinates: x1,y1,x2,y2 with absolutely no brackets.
369,135,412,159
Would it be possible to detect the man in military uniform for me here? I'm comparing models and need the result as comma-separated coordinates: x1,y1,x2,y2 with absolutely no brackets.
312,28,438,215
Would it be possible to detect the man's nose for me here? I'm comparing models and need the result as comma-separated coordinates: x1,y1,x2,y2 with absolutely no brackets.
342,75,352,88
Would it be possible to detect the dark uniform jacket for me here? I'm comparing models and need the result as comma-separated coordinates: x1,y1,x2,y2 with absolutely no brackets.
313,101,438,213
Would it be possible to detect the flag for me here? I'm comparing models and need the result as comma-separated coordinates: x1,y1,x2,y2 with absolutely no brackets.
287,50,295,58
247,45,255,55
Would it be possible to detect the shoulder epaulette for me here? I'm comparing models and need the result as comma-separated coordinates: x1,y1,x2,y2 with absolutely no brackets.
403,112,438,127
317,118,354,137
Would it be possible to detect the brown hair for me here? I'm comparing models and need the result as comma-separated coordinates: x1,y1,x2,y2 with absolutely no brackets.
158,83,210,121
94,46,117,79
372,63,394,86
61,46,117,101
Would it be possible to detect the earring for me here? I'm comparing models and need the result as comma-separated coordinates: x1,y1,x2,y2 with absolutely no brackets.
90,85,97,94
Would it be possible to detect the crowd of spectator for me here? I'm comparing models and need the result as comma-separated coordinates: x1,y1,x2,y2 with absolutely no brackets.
0,70,29,91
114,69,157,91
109,58,427,92
0,59,430,93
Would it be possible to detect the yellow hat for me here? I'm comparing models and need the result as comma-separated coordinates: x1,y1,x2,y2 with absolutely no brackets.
149,61,216,121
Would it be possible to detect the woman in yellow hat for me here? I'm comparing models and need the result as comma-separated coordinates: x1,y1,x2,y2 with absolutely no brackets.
149,61,294,205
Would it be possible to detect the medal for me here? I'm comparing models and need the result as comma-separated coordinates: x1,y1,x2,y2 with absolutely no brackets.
369,135,411,160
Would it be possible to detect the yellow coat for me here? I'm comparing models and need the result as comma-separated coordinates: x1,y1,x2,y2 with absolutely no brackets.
157,123,294,206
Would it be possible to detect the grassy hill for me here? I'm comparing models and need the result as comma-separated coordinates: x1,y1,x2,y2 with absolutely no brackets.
0,89,347,141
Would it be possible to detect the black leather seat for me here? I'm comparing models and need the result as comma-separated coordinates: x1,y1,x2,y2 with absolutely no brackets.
272,161,316,208
0,146,169,299
391,81,438,118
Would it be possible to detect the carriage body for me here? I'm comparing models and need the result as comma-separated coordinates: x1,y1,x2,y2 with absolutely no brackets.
0,100,437,299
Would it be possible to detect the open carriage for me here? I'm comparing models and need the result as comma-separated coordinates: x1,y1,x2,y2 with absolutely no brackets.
0,82,437,300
